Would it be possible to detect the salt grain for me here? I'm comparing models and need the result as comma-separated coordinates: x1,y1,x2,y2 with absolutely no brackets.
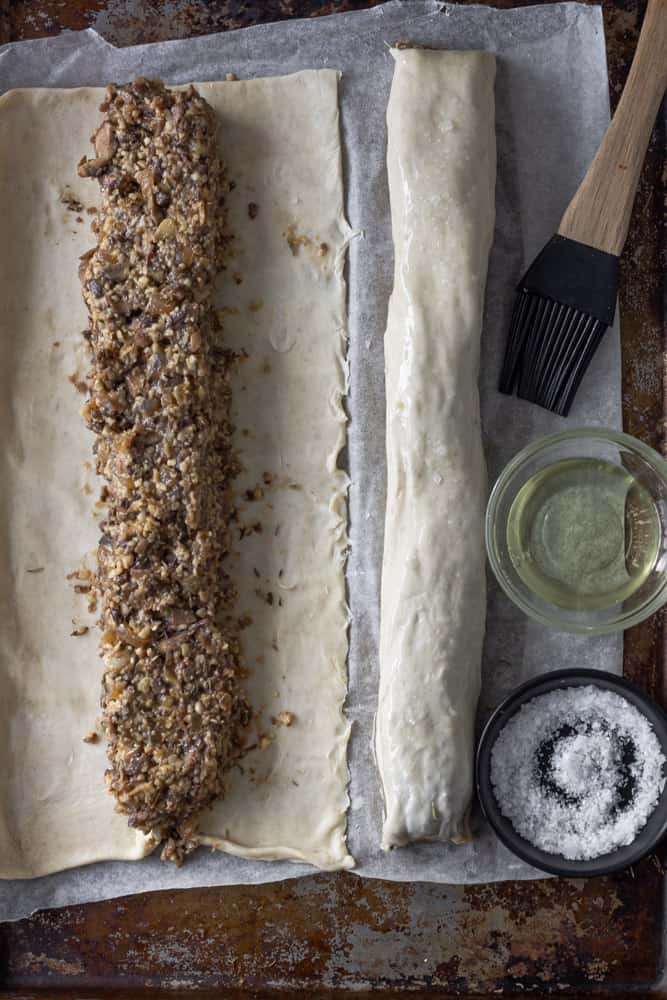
490,686,666,860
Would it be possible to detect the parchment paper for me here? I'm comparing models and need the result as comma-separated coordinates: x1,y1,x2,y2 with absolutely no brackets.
0,0,622,920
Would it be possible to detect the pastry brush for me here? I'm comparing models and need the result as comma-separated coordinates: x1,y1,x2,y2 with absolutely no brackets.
499,0,667,416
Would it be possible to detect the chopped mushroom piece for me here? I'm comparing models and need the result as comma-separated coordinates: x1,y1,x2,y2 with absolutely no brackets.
78,122,118,177
272,711,295,728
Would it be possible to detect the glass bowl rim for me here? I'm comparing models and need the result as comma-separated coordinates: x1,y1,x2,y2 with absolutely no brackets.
485,426,667,635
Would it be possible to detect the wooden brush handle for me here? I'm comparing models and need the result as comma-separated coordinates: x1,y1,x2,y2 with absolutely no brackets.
558,0,667,256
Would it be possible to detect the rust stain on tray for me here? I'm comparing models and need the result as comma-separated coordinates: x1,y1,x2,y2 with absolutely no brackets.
2,860,664,993
3,0,388,46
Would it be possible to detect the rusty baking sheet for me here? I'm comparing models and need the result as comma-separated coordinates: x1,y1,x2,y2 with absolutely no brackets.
0,0,665,996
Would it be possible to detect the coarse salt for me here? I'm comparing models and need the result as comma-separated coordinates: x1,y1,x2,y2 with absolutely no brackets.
490,686,666,860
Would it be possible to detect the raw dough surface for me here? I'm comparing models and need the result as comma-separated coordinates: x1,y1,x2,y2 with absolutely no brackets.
0,71,351,878
0,87,150,878
196,76,352,870
376,49,496,849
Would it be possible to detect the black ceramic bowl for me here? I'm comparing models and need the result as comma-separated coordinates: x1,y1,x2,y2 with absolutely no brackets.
476,668,667,877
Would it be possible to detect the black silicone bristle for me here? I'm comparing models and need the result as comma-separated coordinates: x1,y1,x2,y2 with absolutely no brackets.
500,291,607,416
499,235,618,417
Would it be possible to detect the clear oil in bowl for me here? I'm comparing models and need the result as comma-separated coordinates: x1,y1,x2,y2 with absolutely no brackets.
506,458,662,610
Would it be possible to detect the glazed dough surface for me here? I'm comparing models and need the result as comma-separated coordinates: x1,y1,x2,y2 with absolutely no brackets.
376,49,496,849
0,71,351,878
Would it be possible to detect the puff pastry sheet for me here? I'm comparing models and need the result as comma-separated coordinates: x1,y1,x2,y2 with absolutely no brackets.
0,71,351,878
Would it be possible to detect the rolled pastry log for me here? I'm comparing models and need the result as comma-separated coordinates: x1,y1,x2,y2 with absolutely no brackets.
376,48,496,848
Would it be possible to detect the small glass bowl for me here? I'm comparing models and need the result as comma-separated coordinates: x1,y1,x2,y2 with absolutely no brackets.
485,428,667,634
